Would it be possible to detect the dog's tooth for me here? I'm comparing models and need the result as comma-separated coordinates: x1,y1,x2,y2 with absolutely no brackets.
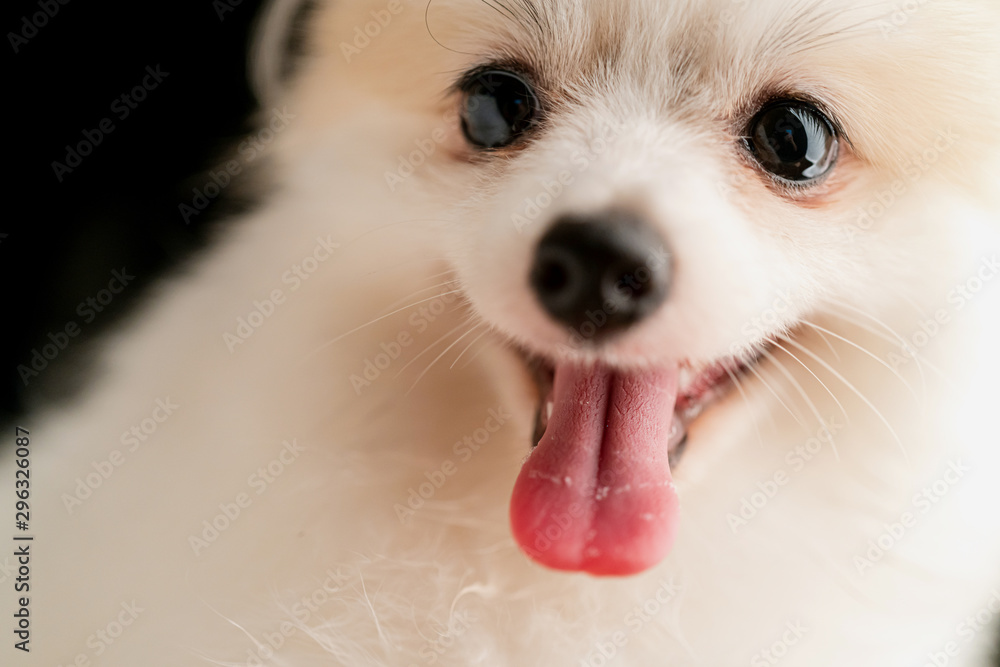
667,419,688,452
546,401,554,420
682,403,703,422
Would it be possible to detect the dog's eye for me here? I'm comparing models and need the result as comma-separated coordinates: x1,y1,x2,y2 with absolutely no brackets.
460,70,539,149
746,102,837,182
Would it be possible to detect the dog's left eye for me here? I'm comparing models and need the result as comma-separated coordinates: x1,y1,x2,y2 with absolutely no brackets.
745,101,838,183
460,70,539,149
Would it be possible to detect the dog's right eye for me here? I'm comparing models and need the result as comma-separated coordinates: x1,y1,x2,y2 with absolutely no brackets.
745,101,838,183
460,70,539,149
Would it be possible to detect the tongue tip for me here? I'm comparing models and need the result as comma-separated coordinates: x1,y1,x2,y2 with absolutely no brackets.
520,544,678,577
509,480,680,577
510,519,679,577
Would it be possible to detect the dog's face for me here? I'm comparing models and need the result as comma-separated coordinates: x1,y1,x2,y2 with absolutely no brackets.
286,0,1000,575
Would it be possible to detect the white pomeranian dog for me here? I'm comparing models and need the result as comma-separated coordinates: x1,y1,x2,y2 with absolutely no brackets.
7,0,1000,665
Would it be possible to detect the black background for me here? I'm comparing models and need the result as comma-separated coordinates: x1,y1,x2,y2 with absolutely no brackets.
5,0,267,417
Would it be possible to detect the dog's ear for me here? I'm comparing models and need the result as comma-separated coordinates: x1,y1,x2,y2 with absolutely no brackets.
248,0,318,108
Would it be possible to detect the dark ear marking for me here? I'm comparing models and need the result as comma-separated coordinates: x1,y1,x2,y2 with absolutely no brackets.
249,0,319,107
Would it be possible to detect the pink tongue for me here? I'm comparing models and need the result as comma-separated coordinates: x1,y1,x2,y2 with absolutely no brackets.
510,363,680,576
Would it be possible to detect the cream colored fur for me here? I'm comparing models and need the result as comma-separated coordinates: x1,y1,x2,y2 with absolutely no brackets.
6,1,1000,665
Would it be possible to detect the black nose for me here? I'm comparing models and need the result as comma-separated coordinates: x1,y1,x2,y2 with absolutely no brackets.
529,210,671,339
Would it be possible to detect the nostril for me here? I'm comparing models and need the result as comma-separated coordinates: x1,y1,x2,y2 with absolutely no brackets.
625,279,653,299
606,263,653,302
536,257,570,294
531,246,585,309
529,210,672,339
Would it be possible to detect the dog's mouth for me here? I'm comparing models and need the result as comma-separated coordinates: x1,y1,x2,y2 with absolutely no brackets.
528,356,753,463
511,351,758,576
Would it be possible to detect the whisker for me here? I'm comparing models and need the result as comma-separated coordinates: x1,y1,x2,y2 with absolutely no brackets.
744,362,806,429
723,365,766,450
459,330,507,370
824,307,959,390
781,336,908,462
808,323,841,363
770,339,850,426
417,268,460,284
824,299,930,391
365,255,452,273
800,319,921,405
876,281,935,322
303,289,465,361
822,299,948,395
823,303,909,346
450,328,492,369
394,319,473,379
824,298,929,352
405,323,487,395
380,279,459,315
760,347,840,460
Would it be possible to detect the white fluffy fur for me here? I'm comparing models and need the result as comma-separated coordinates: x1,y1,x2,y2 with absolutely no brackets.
7,1,1000,665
